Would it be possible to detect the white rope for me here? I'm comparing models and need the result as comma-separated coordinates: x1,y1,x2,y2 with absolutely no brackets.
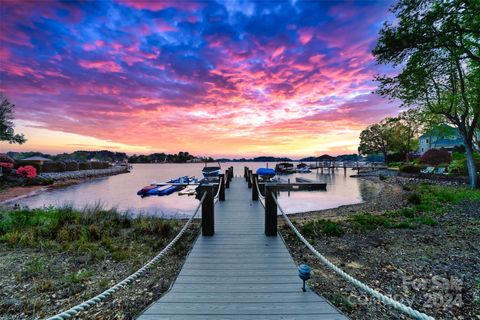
46,192,207,320
214,176,223,199
254,177,265,208
274,196,435,320
213,176,223,204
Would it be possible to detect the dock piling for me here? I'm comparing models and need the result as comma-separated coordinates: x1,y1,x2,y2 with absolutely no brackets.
219,174,225,201
225,170,230,188
247,170,252,188
201,185,214,236
265,185,277,236
252,173,258,201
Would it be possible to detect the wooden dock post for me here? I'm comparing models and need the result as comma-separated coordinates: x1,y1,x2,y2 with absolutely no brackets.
201,185,214,236
265,185,277,236
219,174,225,201
225,170,230,188
252,173,258,201
247,170,252,188
244,166,248,180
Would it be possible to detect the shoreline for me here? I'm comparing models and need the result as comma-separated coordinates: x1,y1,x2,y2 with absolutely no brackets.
280,176,479,320
0,169,129,205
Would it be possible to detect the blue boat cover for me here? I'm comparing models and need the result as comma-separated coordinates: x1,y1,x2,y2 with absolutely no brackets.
256,168,275,176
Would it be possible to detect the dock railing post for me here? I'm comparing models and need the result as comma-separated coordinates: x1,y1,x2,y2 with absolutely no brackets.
244,166,248,181
252,173,258,201
247,170,252,188
229,166,233,179
265,185,277,236
219,174,225,201
225,170,230,188
201,185,214,236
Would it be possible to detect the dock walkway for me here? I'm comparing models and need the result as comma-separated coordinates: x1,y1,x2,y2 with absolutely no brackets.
138,177,347,320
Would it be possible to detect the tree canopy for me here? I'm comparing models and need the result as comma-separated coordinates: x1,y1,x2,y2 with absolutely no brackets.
0,94,26,145
373,0,480,188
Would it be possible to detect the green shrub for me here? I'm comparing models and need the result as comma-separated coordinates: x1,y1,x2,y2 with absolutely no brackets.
399,164,421,174
448,158,480,176
79,162,92,170
65,162,79,171
452,152,466,161
41,162,66,173
387,162,402,168
90,162,103,169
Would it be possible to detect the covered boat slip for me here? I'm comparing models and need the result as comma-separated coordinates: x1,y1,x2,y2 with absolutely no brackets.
137,177,347,319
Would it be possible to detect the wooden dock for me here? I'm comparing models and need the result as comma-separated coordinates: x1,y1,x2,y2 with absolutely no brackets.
138,177,347,320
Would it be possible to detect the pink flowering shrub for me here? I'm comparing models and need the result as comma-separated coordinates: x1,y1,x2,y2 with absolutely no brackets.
17,165,37,178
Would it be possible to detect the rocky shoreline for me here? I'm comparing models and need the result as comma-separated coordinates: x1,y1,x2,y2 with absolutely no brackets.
0,167,129,204
39,166,129,181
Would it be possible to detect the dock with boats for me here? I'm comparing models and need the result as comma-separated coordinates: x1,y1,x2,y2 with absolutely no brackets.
137,171,347,320
50,164,434,320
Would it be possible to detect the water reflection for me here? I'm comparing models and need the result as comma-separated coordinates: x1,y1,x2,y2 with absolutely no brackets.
12,163,379,217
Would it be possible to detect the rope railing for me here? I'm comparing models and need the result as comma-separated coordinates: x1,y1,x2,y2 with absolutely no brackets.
46,192,207,320
214,176,223,205
254,177,266,208
273,195,435,320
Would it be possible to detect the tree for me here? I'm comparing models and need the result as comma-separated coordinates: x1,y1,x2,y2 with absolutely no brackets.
373,0,480,189
0,94,26,144
397,109,423,161
358,118,398,162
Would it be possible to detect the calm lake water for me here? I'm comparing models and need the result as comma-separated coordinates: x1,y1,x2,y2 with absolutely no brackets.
13,163,379,217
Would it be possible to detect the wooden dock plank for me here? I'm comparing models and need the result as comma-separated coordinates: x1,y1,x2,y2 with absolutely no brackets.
138,315,348,320
137,177,347,320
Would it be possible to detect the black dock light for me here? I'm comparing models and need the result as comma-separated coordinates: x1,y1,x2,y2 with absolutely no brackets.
298,264,311,292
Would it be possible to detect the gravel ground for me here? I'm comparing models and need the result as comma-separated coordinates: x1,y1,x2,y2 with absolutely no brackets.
282,177,480,320
0,222,199,320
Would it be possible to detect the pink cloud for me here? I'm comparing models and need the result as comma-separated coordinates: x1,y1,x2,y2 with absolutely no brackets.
298,28,315,45
78,60,122,73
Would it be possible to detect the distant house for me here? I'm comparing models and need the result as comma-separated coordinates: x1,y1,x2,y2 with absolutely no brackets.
419,125,464,155
20,156,52,165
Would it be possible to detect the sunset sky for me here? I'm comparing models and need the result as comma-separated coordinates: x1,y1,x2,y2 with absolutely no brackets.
0,0,399,158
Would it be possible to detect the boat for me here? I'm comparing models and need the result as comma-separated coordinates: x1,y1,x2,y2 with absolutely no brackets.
297,167,312,173
137,176,195,197
202,162,221,178
275,162,296,174
178,185,197,196
137,185,160,196
256,168,276,180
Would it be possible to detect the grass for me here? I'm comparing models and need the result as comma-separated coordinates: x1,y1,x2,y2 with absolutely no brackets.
301,219,344,237
0,205,184,261
295,184,478,239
